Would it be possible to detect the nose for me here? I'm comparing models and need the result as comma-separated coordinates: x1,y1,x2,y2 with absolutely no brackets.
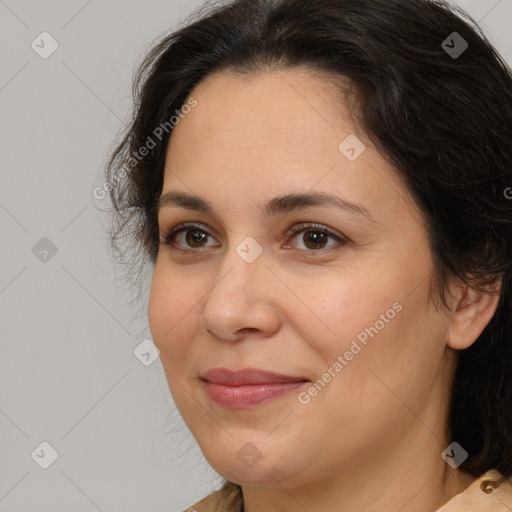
199,244,281,342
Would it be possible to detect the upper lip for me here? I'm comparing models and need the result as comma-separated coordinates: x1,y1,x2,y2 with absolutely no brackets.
201,368,309,386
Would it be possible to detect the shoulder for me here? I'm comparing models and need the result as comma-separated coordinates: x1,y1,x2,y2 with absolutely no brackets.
182,471,512,511
436,469,512,512
181,480,243,512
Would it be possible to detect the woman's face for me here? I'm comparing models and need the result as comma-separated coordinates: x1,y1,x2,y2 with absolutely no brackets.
148,68,457,490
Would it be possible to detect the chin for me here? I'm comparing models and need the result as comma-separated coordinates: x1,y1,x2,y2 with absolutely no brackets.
201,438,301,487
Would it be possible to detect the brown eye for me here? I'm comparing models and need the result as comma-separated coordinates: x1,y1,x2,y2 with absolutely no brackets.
286,223,347,252
160,223,219,250
184,229,209,248
300,230,329,250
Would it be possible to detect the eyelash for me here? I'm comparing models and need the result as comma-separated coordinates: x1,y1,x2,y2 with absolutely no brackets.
159,222,347,254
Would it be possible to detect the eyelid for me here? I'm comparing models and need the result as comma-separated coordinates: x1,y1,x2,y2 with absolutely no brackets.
159,221,348,252
283,222,348,251
160,222,220,248
285,222,347,241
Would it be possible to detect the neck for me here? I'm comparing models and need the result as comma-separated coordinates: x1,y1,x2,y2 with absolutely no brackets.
241,352,475,512
241,432,475,512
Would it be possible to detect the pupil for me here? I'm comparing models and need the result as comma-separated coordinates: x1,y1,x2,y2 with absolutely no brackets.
305,231,326,249
187,229,206,247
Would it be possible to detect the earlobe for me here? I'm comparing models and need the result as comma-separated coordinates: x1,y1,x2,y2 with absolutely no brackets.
446,281,502,350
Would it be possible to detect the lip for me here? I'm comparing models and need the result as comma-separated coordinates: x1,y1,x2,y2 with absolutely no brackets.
201,368,309,409
201,367,309,385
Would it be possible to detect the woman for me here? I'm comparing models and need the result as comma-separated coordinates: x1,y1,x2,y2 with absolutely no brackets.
105,0,512,510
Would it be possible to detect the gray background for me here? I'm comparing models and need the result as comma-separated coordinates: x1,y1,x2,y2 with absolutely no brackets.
0,0,511,511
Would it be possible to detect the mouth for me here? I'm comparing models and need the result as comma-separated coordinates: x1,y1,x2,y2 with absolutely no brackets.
200,367,310,409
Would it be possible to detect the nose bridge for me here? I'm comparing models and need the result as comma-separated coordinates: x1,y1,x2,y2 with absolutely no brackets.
207,236,266,309
199,237,279,340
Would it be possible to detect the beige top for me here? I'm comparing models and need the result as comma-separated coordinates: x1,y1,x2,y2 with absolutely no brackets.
183,469,512,512
436,469,512,511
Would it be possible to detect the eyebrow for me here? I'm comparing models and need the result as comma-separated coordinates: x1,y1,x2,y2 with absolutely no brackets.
157,191,374,221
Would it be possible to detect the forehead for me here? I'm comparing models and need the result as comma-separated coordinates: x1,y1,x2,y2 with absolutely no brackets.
174,67,355,141
162,68,416,226
165,68,368,181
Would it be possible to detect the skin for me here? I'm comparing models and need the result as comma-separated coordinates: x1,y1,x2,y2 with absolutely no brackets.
147,68,499,512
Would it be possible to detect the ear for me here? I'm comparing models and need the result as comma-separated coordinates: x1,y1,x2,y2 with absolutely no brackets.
446,279,502,350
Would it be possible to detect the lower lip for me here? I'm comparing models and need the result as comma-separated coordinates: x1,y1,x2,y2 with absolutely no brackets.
203,381,307,409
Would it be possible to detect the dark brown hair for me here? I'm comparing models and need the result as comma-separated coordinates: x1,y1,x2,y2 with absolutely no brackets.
105,0,512,480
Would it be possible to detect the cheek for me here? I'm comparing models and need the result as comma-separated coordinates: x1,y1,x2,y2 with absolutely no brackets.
291,272,401,364
326,291,446,414
300,267,442,390
147,263,199,363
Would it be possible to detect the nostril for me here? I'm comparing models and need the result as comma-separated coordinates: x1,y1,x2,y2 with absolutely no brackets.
234,328,260,338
